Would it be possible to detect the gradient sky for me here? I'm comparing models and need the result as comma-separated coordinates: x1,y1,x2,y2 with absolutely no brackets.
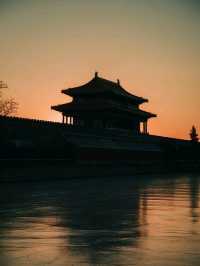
0,0,199,139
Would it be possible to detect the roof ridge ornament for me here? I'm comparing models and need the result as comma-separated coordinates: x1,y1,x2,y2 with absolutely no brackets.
94,71,98,78
117,79,120,86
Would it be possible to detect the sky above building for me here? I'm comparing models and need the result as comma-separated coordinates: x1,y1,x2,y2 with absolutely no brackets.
0,0,199,139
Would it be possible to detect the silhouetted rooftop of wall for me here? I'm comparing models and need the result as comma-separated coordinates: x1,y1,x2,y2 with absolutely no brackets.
0,115,191,148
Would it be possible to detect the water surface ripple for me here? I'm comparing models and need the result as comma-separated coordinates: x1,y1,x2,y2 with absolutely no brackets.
0,174,200,266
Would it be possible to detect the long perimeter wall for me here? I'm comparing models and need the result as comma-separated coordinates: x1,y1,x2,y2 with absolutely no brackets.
0,115,198,162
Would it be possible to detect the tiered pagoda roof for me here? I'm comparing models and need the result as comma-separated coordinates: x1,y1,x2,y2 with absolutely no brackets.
52,73,156,119
51,73,156,134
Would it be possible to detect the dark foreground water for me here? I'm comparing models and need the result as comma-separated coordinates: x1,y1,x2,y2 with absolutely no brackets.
0,174,200,266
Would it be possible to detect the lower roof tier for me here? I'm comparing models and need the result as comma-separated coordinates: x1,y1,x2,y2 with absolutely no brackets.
51,102,156,119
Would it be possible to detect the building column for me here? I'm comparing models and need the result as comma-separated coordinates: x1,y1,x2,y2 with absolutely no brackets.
69,116,73,125
62,114,64,124
143,121,148,134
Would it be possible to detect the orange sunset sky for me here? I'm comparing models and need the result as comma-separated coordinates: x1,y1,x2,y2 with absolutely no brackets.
0,0,199,139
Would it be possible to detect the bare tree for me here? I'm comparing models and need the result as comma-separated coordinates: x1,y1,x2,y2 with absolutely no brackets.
0,81,18,116
190,125,199,142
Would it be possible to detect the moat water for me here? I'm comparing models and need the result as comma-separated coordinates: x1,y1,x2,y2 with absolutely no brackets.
0,174,200,266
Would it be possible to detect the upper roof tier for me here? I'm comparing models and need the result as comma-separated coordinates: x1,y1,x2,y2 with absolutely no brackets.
62,73,148,104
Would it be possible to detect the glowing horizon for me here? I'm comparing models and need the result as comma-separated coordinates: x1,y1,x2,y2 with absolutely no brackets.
1,0,200,139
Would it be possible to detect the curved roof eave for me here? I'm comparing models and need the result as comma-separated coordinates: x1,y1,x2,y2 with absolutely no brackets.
61,76,148,104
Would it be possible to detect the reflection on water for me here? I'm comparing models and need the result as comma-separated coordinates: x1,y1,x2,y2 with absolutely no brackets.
0,174,200,266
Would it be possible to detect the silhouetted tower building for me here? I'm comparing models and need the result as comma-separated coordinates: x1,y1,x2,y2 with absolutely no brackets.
51,73,156,134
